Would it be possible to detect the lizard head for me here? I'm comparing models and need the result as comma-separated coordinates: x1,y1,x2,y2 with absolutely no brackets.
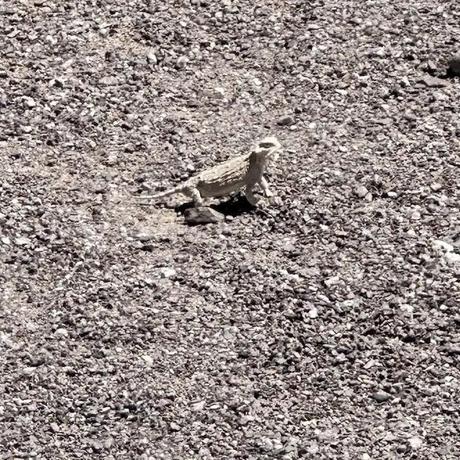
252,136,282,163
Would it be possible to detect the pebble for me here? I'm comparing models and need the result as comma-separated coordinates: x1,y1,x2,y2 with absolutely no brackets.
90,440,103,452
371,391,391,402
410,210,421,220
158,267,176,278
184,206,224,225
354,185,368,198
132,231,155,242
141,354,154,366
24,97,36,108
409,436,423,450
147,50,158,64
15,237,30,245
432,239,454,252
419,75,448,88
277,115,295,126
99,76,119,86
55,328,68,337
176,56,189,68
50,422,59,433
444,252,460,264
448,53,460,76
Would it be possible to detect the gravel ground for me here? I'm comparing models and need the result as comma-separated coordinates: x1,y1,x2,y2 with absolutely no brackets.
1,1,459,459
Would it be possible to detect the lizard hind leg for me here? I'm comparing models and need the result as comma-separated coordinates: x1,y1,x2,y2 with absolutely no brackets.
183,186,204,207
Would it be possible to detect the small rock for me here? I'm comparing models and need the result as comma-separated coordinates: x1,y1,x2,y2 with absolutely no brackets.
176,56,189,68
432,239,454,252
409,436,423,450
410,210,421,220
141,354,154,366
24,97,36,108
448,53,460,76
15,237,30,245
158,267,176,278
50,77,65,88
90,440,103,452
371,391,391,402
62,58,74,69
55,328,68,337
147,50,158,64
213,87,226,99
191,400,206,411
132,231,155,242
419,75,448,88
105,154,118,166
444,252,460,265
400,76,410,87
444,344,460,355
99,76,119,86
184,206,224,225
430,182,443,191
104,438,114,449
308,307,318,319
277,115,295,126
354,185,368,198
50,422,59,433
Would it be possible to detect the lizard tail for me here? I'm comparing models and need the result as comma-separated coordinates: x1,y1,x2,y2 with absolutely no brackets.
136,186,181,202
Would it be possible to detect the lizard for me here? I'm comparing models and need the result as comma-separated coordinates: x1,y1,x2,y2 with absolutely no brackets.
137,136,282,207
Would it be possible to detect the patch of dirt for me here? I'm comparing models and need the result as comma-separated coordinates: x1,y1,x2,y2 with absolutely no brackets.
1,1,459,458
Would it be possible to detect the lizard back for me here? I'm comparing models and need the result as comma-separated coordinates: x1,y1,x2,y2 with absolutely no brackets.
195,153,251,197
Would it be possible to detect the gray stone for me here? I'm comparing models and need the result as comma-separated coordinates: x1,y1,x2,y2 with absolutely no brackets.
354,185,368,198
419,75,448,88
371,391,392,402
184,206,225,225
448,53,460,76
277,115,295,126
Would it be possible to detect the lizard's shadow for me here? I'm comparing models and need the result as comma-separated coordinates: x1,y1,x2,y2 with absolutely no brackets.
175,194,256,217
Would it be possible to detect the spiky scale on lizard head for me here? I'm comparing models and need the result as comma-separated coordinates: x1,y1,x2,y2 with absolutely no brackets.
250,136,282,164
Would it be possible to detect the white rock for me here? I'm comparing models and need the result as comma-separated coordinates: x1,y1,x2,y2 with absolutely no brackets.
147,50,157,64
432,239,454,253
409,436,423,450
158,267,176,278
24,97,36,108
141,355,154,366
15,237,31,245
55,328,68,337
444,252,460,265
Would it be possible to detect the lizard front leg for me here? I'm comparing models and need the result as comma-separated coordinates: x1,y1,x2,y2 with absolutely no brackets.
259,176,273,197
245,185,260,206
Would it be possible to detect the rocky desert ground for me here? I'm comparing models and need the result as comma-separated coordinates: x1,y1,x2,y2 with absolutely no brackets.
1,0,459,458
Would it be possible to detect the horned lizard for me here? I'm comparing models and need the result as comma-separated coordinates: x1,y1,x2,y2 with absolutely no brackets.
137,136,282,207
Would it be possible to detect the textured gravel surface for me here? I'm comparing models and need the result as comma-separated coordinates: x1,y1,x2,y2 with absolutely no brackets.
1,1,459,459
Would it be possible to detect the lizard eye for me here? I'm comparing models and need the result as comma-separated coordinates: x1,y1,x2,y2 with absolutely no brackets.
259,141,278,149
258,137,280,150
